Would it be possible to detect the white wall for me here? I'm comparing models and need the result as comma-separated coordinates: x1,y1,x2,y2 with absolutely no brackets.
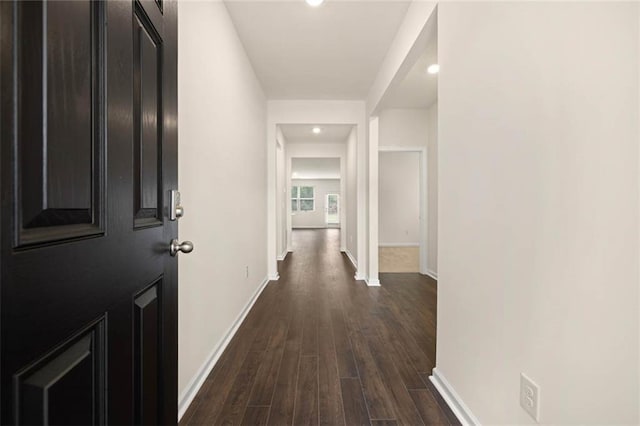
379,151,420,245
346,127,358,260
437,2,639,424
426,104,438,274
292,157,340,179
178,0,267,416
379,108,429,148
291,179,340,228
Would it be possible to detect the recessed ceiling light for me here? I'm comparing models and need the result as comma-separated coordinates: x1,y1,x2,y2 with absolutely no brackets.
427,64,440,75
305,0,324,6
312,127,322,134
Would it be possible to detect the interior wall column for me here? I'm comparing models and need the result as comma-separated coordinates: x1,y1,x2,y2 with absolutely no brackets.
367,117,380,286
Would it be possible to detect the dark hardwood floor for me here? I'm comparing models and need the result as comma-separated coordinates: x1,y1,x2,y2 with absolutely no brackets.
180,229,457,425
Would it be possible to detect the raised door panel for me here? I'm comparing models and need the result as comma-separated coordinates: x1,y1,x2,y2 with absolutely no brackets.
133,5,163,228
16,1,105,246
14,318,106,425
134,282,162,425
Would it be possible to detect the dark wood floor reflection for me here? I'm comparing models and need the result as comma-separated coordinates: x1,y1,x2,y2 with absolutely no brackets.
181,229,458,425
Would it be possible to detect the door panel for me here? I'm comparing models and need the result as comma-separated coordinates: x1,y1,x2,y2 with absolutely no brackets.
14,318,105,425
1,0,179,424
134,281,161,425
134,3,163,228
16,0,105,245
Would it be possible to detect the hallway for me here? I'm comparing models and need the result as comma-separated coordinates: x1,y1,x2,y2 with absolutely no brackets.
181,229,455,425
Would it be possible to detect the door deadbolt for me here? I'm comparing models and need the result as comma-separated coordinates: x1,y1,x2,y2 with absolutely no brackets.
170,190,184,221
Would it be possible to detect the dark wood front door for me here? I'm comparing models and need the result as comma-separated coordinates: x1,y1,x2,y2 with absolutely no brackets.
0,0,178,424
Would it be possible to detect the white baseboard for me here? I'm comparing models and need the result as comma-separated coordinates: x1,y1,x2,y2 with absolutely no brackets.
378,242,420,247
178,275,270,421
426,269,438,280
268,273,280,281
292,226,327,229
344,249,358,271
430,368,480,426
366,278,381,287
277,249,288,261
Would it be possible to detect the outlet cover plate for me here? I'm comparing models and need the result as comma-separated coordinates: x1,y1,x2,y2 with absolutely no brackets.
520,373,540,422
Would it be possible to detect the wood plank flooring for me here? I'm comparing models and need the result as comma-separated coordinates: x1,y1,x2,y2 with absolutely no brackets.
180,229,458,426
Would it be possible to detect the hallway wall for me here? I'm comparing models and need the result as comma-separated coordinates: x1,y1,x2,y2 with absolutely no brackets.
379,151,420,245
178,0,267,415
437,2,639,423
379,108,429,148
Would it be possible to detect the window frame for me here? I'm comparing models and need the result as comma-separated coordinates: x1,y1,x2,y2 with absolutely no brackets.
291,185,315,213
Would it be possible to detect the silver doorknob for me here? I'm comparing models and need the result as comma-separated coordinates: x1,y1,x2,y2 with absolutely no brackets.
170,239,194,256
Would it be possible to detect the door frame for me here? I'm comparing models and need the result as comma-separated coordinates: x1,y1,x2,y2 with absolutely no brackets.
286,155,346,254
325,193,340,225
377,146,428,275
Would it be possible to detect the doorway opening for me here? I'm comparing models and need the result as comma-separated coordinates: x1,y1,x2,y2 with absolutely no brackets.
326,194,340,227
371,13,438,280
291,157,341,231
378,149,425,273
274,123,356,263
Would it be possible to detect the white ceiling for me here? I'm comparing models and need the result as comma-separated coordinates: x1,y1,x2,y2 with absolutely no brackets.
224,1,411,100
292,158,341,179
279,123,353,144
379,36,438,109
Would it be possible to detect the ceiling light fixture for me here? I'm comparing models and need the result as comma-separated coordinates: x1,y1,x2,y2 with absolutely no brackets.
427,64,440,75
312,127,322,134
305,0,324,6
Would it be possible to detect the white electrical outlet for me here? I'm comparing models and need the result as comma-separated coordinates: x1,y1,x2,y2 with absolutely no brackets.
520,373,540,422
245,266,249,278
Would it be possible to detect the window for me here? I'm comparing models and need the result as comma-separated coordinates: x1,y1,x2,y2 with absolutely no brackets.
291,185,314,212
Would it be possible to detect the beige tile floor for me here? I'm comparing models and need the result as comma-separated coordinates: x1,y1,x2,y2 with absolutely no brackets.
379,246,420,272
